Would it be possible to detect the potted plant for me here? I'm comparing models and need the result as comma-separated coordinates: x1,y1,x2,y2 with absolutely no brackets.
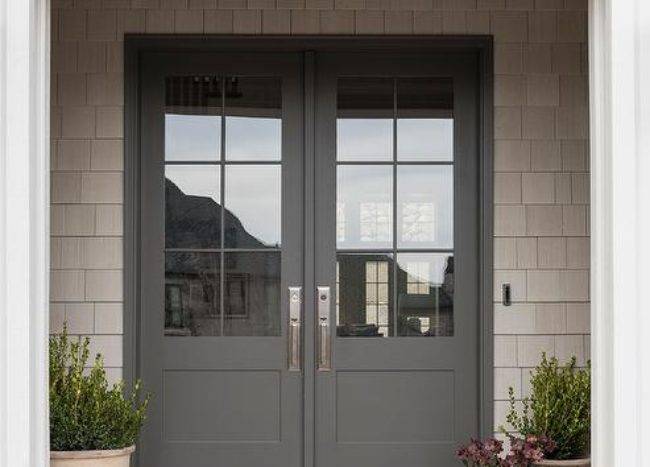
505,354,590,466
49,328,150,467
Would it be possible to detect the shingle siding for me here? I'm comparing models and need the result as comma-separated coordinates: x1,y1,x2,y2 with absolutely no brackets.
50,0,589,433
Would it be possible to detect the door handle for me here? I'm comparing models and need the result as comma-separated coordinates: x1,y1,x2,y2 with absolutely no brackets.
288,286,302,372
317,286,331,371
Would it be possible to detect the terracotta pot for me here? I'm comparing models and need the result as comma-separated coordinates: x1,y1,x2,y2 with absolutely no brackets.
534,459,590,467
50,445,135,467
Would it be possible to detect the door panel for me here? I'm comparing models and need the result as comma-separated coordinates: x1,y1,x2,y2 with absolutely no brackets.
139,53,303,467
314,53,479,467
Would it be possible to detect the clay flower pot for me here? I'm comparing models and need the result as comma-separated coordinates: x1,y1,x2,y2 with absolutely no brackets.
50,445,135,467
534,458,590,467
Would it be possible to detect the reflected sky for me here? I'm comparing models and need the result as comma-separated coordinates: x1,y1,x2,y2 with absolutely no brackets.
225,165,281,248
165,114,221,161
397,118,453,161
337,119,393,161
165,165,220,203
226,116,281,161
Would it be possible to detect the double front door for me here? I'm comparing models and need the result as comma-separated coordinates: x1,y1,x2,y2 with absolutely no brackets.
138,49,480,467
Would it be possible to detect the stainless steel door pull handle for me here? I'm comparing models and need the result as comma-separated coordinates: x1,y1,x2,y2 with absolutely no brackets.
288,286,302,371
317,286,331,371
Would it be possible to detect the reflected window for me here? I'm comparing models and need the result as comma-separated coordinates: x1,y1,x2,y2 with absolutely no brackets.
396,254,454,337
336,77,455,337
365,261,390,337
164,75,283,337
165,252,221,336
398,165,453,249
337,254,394,337
337,165,392,249
223,252,281,336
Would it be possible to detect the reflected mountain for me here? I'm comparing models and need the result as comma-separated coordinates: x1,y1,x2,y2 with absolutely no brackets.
165,177,271,249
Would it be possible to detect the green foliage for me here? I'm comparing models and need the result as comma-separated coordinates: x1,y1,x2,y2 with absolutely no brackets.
49,327,150,451
505,354,590,460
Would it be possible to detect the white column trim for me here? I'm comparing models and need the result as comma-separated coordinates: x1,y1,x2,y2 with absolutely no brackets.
588,3,613,466
0,0,50,466
590,0,650,465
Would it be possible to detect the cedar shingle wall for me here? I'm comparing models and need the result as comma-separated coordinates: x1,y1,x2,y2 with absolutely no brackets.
49,0,590,435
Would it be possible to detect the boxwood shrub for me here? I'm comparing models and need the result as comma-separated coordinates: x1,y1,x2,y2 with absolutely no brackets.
49,328,150,451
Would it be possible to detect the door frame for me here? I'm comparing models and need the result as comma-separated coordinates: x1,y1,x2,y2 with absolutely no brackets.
123,36,494,464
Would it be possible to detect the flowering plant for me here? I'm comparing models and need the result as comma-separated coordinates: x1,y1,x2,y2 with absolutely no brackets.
456,434,556,466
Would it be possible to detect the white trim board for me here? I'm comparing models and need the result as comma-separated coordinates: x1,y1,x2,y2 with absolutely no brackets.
589,0,650,465
0,0,50,466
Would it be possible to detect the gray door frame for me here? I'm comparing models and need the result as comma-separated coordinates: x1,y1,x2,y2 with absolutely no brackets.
124,36,494,467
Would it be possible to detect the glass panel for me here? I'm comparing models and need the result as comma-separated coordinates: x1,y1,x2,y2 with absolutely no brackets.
165,165,221,249
396,253,454,337
165,252,221,336
223,252,281,336
165,76,222,162
397,78,454,161
337,165,393,249
397,165,453,249
224,165,281,248
225,77,282,161
337,78,394,161
337,253,393,338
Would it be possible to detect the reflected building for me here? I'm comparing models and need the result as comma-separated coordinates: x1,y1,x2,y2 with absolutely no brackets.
336,254,454,338
165,178,281,337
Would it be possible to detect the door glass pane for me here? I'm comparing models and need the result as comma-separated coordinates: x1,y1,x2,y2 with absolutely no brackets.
224,165,281,248
165,165,221,249
337,253,393,338
337,78,393,161
165,252,221,336
397,78,453,161
397,165,453,249
396,253,454,337
225,77,282,161
337,165,393,249
165,76,222,162
223,252,281,336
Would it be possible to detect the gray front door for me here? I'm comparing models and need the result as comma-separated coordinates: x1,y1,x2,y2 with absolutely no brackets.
137,48,481,467
139,52,304,467
313,53,480,467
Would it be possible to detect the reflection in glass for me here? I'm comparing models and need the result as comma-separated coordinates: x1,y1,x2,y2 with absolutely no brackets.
165,114,221,162
165,252,221,336
396,253,454,337
397,165,453,249
337,254,393,338
397,78,453,161
337,165,392,249
224,165,281,248
223,252,281,336
165,165,221,249
397,119,453,161
225,77,282,161
337,78,394,161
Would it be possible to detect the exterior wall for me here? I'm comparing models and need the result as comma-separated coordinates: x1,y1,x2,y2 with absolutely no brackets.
49,0,589,435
